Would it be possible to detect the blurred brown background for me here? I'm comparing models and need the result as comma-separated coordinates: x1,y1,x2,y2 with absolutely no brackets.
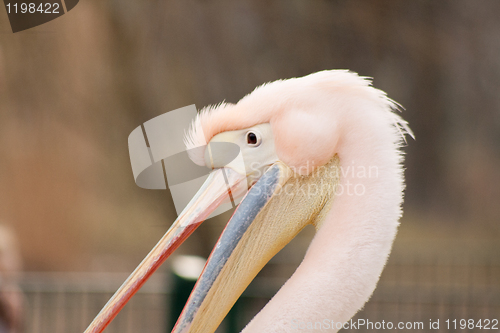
0,1,499,332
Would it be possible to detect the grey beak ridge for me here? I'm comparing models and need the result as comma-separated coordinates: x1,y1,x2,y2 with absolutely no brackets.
173,163,285,333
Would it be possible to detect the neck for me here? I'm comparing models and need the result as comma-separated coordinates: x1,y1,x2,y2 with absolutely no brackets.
243,109,406,332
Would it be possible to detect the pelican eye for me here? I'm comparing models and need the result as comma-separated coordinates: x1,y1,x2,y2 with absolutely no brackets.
246,131,261,147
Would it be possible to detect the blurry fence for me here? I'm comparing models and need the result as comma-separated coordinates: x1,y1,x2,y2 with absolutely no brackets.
14,258,500,333
17,272,168,333
347,257,500,332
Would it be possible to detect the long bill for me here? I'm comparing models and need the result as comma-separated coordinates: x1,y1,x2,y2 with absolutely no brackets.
83,167,247,333
172,162,299,333
171,156,340,333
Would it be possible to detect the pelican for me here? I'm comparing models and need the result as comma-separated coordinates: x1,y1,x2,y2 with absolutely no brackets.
84,70,412,333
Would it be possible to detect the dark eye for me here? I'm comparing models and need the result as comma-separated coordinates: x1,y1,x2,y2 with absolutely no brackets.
246,131,261,146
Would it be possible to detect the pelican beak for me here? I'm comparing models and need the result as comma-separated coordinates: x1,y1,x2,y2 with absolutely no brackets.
172,162,296,333
83,166,248,333
84,154,340,333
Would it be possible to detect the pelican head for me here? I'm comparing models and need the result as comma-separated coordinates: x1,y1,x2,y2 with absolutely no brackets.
85,70,412,333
